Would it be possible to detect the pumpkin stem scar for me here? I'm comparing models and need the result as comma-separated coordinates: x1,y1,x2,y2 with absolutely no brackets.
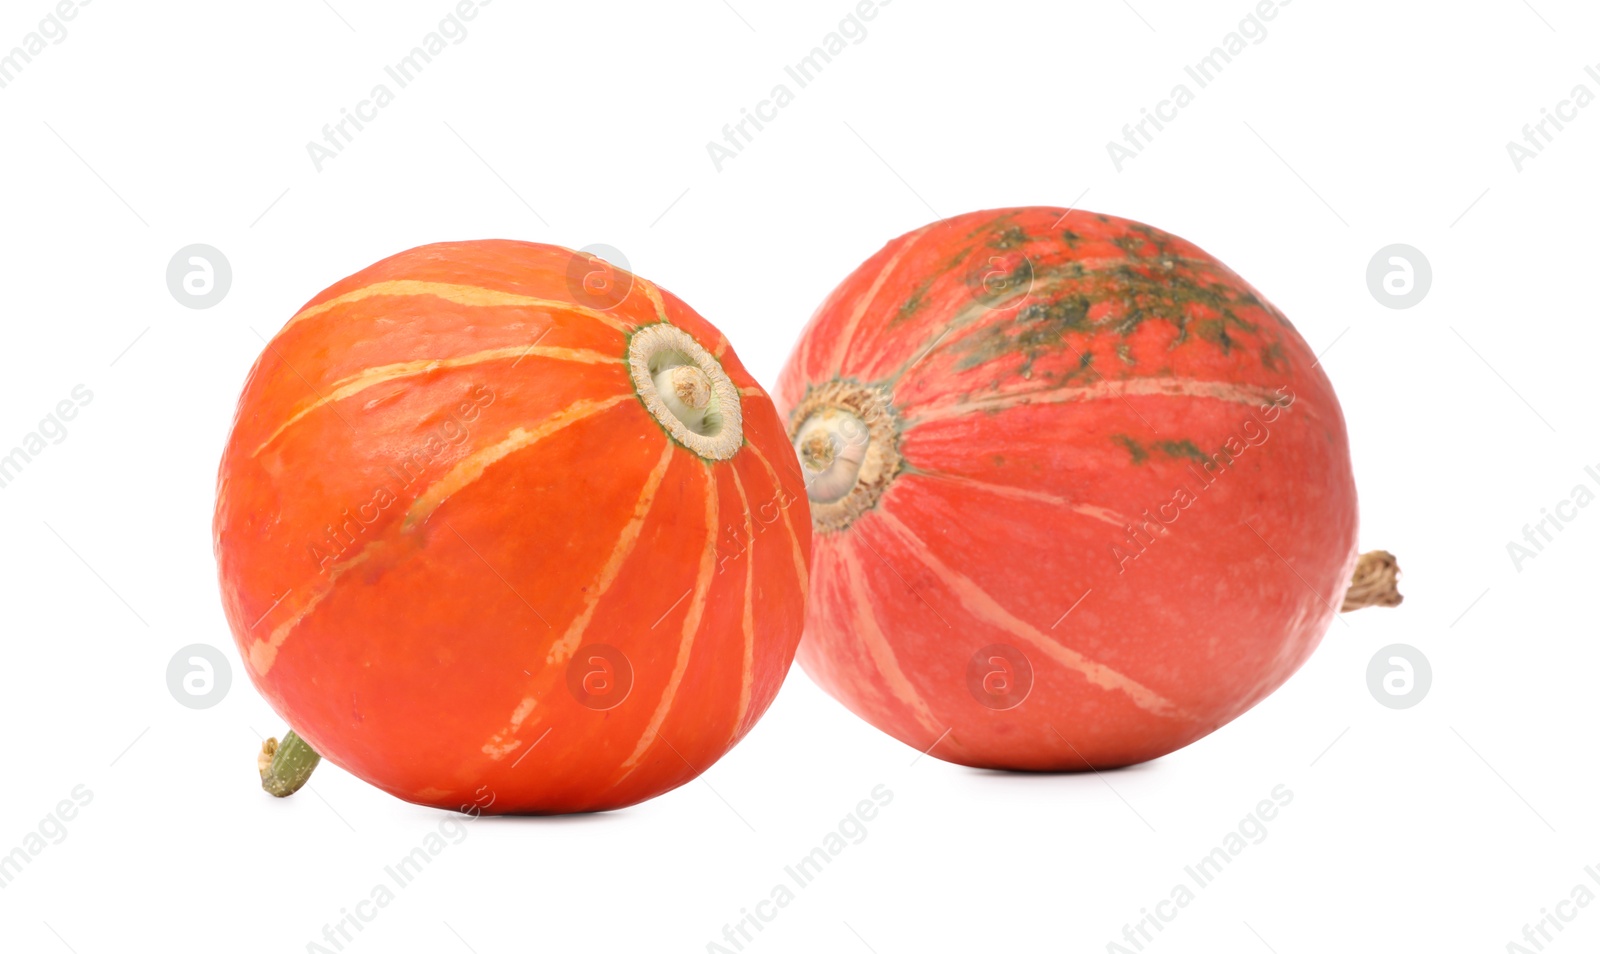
788,378,902,533
1340,550,1404,612
799,431,836,471
628,323,743,460
258,730,322,797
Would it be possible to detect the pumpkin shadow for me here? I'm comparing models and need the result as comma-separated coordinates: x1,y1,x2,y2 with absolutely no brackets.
468,811,623,825
961,760,1162,779
400,804,626,825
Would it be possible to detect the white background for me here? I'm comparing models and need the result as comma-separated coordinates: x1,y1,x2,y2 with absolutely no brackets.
1,0,1597,951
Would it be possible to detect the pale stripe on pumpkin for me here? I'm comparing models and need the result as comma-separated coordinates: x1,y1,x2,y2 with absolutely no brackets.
404,395,633,528
283,280,635,335
824,224,934,381
545,436,678,666
252,345,619,457
247,394,635,678
906,469,1128,528
247,545,379,677
902,377,1282,429
482,696,540,760
871,508,1191,721
838,544,949,741
615,461,721,778
746,442,809,595
481,435,680,760
728,467,758,740
639,277,671,324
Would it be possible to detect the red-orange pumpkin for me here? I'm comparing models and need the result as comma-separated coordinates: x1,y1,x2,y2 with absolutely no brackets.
215,241,809,813
777,207,1358,769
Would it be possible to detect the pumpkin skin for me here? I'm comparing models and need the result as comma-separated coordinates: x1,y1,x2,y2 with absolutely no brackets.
777,208,1357,770
215,241,810,814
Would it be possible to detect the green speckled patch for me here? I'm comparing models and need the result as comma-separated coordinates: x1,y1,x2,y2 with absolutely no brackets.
952,296,1093,374
943,222,1272,375
1110,435,1217,468
1260,341,1287,371
1112,434,1148,465
1153,439,1210,464
890,275,937,327
989,226,1029,250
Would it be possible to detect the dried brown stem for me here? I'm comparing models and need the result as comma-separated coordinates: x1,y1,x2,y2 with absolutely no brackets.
1341,550,1403,612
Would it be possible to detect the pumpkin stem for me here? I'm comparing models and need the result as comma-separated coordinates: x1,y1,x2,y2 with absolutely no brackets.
1340,550,1403,612
788,379,903,532
627,323,743,460
258,729,322,797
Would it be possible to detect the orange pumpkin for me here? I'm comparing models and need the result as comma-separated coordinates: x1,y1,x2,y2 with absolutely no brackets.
215,241,810,814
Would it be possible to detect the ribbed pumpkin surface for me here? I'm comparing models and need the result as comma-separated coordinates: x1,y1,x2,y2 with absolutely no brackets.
777,208,1357,769
216,241,809,813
